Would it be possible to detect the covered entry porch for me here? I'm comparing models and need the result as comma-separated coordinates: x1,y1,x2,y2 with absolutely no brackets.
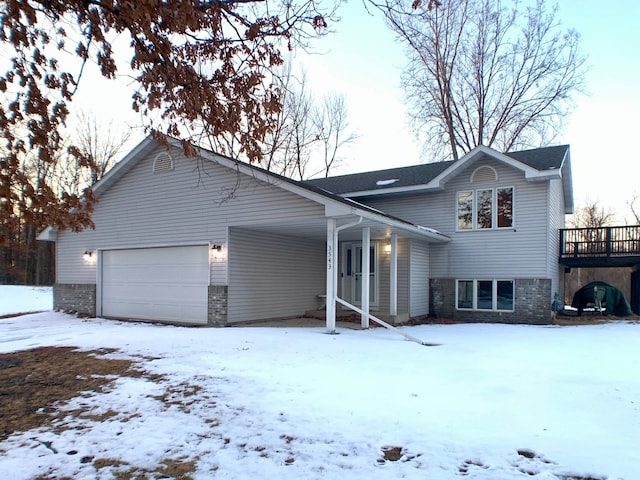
225,209,449,328
323,214,450,333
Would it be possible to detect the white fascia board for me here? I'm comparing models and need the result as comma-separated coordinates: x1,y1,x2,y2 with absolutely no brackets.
92,135,156,197
194,145,450,242
194,146,334,205
339,183,446,198
369,213,451,242
325,203,355,217
559,149,574,214
341,145,561,198
37,226,57,241
348,206,450,243
430,145,552,187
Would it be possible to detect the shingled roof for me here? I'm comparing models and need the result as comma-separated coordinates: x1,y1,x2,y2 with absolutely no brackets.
306,144,569,196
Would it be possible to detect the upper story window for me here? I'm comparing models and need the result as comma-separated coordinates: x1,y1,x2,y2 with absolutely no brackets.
457,186,513,230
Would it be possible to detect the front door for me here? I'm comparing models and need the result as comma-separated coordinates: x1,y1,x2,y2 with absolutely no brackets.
342,243,377,306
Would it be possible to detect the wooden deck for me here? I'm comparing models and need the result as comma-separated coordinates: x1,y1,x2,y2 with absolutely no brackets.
559,226,640,267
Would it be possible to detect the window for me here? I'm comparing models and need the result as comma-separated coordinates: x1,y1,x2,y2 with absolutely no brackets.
457,280,473,309
497,280,514,310
457,191,473,230
456,279,514,311
477,280,493,309
497,187,513,228
456,187,513,230
476,190,493,229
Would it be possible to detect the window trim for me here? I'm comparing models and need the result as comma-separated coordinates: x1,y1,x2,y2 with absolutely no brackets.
456,186,514,231
455,279,515,312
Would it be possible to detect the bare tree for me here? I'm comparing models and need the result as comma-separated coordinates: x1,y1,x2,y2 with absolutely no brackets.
626,193,640,225
568,199,615,228
75,112,132,186
51,113,132,195
255,62,357,180
311,93,359,178
371,0,587,161
261,66,317,179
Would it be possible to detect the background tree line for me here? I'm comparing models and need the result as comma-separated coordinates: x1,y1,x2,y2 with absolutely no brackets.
0,114,129,284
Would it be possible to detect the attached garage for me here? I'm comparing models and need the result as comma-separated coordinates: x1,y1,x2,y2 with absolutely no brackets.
100,245,210,324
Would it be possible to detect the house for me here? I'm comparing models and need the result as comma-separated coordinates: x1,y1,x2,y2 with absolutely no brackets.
39,135,573,327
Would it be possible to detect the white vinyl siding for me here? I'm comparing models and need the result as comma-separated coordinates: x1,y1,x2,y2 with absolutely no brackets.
397,239,410,315
376,238,411,316
376,242,390,312
547,177,566,298
409,240,429,317
55,143,326,287
227,228,325,323
364,159,551,280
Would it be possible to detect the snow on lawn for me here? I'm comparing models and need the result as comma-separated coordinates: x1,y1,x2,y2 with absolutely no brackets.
0,289,639,479
0,285,52,316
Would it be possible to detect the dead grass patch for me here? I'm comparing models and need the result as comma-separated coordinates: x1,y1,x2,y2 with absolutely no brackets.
91,457,198,480
0,346,207,478
0,346,144,440
379,446,403,463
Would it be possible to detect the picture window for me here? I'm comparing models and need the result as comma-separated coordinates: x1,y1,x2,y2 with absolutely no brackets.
457,187,513,230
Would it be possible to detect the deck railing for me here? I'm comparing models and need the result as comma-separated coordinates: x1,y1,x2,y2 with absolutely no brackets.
559,226,640,261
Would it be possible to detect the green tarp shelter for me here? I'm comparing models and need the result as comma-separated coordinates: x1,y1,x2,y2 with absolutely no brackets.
571,281,633,317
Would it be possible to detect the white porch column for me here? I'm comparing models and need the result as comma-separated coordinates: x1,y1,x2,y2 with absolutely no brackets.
326,218,337,333
390,233,398,316
361,226,370,328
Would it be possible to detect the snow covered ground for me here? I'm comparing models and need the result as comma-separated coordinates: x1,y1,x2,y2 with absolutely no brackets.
0,286,639,479
0,285,52,316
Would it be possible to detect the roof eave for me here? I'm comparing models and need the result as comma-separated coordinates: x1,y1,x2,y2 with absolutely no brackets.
559,148,574,214
92,135,157,197
37,226,57,241
192,142,450,242
338,183,445,198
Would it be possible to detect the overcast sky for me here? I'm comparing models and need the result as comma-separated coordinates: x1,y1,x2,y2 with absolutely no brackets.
73,0,640,222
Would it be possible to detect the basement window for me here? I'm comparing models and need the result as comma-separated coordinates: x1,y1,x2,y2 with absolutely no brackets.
456,279,514,311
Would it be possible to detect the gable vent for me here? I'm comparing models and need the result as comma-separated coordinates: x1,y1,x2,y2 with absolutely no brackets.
471,165,497,183
153,152,174,173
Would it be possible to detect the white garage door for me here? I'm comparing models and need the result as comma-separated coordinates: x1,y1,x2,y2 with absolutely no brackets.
101,245,209,324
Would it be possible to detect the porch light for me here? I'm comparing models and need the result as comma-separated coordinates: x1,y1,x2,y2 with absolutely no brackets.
211,244,223,259
384,241,391,254
83,250,93,262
